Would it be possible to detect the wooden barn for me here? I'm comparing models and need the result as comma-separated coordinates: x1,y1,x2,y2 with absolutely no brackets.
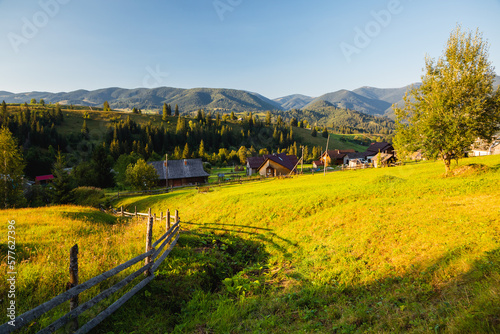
149,159,209,187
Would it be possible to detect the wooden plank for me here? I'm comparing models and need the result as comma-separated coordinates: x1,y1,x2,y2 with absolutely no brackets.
136,213,149,217
151,226,180,261
0,248,155,333
73,275,155,334
151,221,180,249
37,261,154,334
151,232,180,272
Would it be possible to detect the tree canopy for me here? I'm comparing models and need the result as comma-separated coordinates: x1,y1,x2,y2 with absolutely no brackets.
394,26,500,173
125,159,158,190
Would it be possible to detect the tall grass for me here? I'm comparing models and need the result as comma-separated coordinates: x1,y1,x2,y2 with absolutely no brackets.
0,205,169,330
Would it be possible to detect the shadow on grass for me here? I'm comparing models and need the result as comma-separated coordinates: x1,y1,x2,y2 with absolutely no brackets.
206,245,500,333
92,231,270,334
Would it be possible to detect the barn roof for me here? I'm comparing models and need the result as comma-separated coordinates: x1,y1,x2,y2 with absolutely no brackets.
366,142,393,154
247,156,265,169
149,159,209,181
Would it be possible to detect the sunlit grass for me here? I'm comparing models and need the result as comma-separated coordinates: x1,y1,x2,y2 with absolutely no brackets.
0,205,172,330
114,154,500,332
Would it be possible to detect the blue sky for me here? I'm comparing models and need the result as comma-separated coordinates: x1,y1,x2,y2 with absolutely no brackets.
1,0,499,98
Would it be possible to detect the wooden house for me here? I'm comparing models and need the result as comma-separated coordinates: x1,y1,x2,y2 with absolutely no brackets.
149,159,209,187
255,153,298,177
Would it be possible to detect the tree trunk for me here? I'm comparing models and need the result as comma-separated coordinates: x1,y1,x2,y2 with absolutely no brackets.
444,157,451,175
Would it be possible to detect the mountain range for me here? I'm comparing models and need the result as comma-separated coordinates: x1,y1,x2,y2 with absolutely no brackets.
1,76,498,120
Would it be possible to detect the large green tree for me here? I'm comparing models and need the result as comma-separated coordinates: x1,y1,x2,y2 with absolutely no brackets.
125,159,158,190
0,127,25,208
394,26,500,173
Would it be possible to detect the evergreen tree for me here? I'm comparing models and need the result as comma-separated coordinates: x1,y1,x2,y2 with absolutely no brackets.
230,111,236,120
1,101,7,125
198,140,205,158
174,104,179,116
265,111,271,125
40,99,45,106
311,128,317,137
162,104,168,121
50,152,74,204
81,120,89,139
174,146,182,159
182,143,190,159
103,101,111,111
166,104,172,116
0,127,25,208
55,103,63,123
322,127,328,138
92,145,114,188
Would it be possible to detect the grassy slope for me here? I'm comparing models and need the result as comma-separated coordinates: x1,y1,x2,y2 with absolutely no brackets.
108,155,500,333
3,156,499,333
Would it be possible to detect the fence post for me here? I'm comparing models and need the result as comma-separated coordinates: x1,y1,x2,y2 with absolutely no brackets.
120,206,124,217
144,216,153,277
166,209,171,230
68,244,79,331
175,210,179,224
134,206,137,216
160,211,163,222
148,207,152,218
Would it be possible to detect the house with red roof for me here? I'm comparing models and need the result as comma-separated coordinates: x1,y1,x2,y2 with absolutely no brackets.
35,174,54,185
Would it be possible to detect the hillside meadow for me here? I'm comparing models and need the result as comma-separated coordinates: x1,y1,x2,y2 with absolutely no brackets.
1,154,499,333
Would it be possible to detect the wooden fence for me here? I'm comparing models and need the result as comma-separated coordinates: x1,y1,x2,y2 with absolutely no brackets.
0,208,180,334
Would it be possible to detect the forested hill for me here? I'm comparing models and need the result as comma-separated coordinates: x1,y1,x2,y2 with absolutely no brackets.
274,101,395,135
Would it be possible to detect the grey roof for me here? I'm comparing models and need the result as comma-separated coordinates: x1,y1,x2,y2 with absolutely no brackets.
149,159,209,180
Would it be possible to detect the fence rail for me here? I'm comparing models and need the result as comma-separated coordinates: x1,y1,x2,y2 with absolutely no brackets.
0,207,180,334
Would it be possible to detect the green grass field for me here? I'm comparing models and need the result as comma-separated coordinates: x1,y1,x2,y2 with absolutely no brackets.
2,155,499,333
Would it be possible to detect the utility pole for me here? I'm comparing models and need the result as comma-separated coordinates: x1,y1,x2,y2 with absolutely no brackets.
301,146,304,174
324,134,330,176
165,154,168,192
